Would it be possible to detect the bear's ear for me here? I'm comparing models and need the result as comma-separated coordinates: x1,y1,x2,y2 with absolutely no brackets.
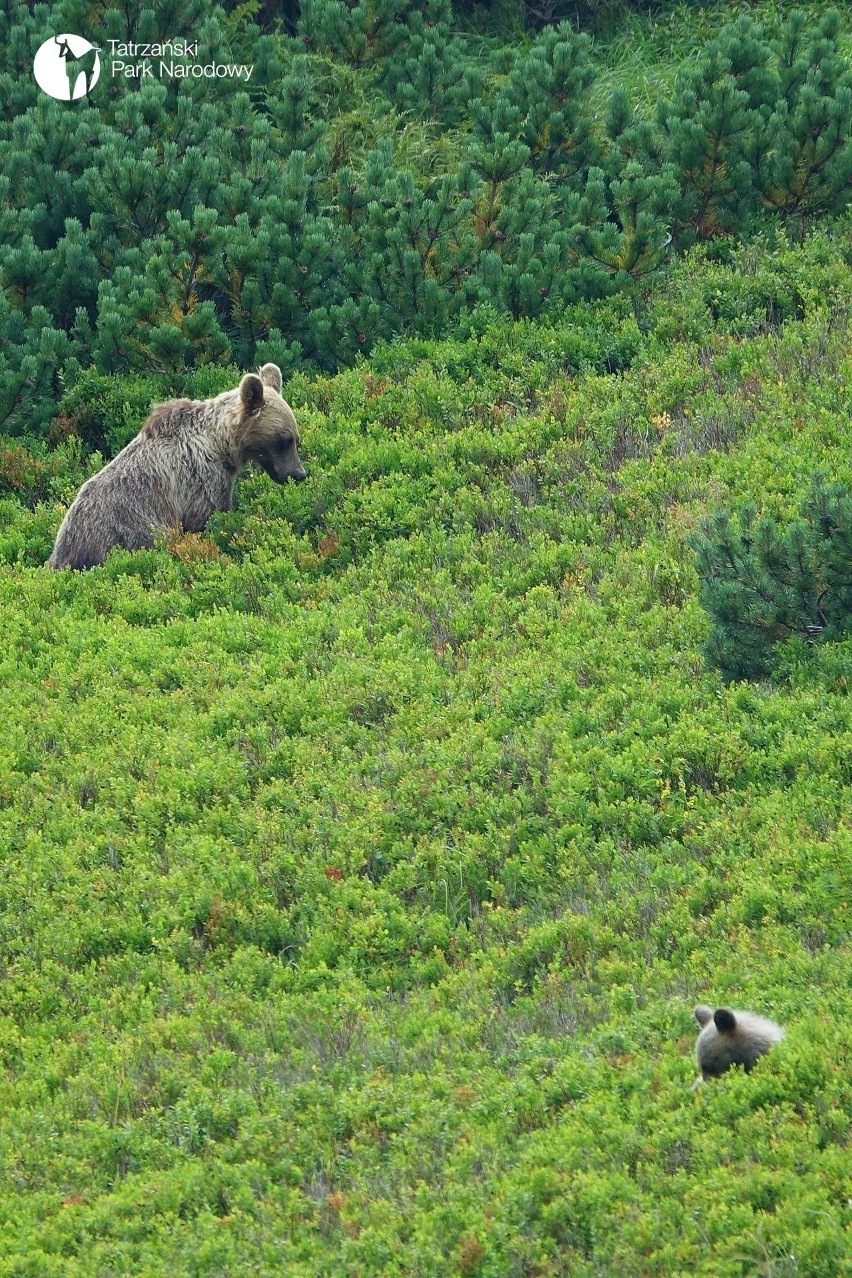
694,1005,713,1028
259,363,283,393
714,1008,737,1034
239,373,264,417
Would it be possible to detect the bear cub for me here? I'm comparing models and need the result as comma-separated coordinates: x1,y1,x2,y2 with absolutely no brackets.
692,1005,785,1087
48,363,305,570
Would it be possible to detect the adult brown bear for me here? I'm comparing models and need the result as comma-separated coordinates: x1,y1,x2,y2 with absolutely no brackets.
48,364,305,569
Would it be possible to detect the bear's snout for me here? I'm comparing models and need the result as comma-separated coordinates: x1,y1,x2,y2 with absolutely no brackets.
269,465,307,484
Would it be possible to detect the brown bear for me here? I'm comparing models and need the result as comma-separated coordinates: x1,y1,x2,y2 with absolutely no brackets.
48,363,305,569
691,1005,785,1088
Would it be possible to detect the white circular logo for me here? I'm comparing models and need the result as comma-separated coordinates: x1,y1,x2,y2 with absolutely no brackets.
33,34,100,100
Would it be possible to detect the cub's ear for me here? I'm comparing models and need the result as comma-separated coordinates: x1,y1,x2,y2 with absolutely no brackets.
694,1005,713,1028
259,363,283,392
714,1008,737,1033
239,373,265,417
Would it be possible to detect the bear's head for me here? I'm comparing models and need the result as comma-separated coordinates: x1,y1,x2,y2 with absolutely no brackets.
238,363,307,484
692,1004,784,1085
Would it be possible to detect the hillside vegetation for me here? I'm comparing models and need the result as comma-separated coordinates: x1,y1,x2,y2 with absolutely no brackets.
1,229,851,1275
2,1,852,1274
2,1,852,432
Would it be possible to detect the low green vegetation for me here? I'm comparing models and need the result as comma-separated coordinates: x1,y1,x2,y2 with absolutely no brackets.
2,1,851,1271
0,229,850,1275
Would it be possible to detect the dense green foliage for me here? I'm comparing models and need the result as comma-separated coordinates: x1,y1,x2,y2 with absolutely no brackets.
2,1,852,435
2,2,852,1273
1,225,851,1273
693,480,852,680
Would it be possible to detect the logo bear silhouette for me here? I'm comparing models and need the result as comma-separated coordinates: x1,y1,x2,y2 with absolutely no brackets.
55,35,99,97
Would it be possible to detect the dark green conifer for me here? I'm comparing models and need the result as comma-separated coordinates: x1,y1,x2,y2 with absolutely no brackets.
269,55,327,154
0,300,79,436
659,17,776,240
692,481,852,679
569,162,678,300
753,10,852,224
507,22,599,184
357,142,477,333
383,18,481,127
298,0,451,67
473,169,574,319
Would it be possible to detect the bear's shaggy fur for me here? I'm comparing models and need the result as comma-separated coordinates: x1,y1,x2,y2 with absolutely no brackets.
48,364,305,569
693,1005,785,1086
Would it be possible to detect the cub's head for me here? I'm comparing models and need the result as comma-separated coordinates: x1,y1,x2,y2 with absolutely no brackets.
692,1004,784,1087
238,363,306,484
